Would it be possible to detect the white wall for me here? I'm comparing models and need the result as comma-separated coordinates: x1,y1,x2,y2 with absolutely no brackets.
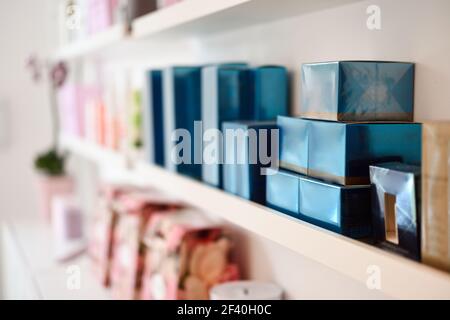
0,0,58,220
2,0,450,299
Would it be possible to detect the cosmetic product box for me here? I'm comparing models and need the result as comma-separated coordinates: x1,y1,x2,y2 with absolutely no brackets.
252,66,289,120
278,116,422,185
57,84,85,138
143,70,165,166
370,162,421,260
202,64,250,188
301,61,414,121
202,65,288,188
162,66,203,180
222,121,279,205
89,184,139,287
109,190,183,299
422,122,450,272
87,0,115,35
140,210,239,300
266,168,372,238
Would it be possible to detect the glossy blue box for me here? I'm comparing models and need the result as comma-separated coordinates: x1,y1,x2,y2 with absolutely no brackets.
301,61,414,121
266,168,372,238
278,116,421,185
253,66,289,120
202,64,252,187
144,70,165,167
222,121,278,204
370,162,421,260
163,66,202,180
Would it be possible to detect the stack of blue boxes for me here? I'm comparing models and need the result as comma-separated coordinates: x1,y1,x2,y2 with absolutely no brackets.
267,61,421,239
145,64,289,192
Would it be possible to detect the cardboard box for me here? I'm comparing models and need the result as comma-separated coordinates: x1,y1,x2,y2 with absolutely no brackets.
370,162,421,260
266,168,372,238
278,116,422,185
222,121,278,204
422,122,450,271
301,61,414,121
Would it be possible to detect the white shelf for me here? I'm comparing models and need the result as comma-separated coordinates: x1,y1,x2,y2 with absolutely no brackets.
52,24,128,61
1,217,110,300
60,134,450,299
52,0,363,60
132,0,362,40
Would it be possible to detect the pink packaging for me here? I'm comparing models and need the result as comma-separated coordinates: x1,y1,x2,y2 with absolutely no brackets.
109,191,183,299
57,84,84,137
87,0,115,35
140,210,239,300
89,184,142,286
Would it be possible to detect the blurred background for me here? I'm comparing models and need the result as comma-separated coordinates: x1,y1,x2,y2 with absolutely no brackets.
1,0,450,300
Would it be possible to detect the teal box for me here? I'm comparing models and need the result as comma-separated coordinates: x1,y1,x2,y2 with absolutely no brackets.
202,64,252,188
266,168,372,238
253,66,289,120
301,61,414,121
222,121,278,204
278,116,421,185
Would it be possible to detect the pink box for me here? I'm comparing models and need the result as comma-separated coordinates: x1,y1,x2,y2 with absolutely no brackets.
87,0,115,35
58,84,84,137
109,190,183,299
140,211,239,300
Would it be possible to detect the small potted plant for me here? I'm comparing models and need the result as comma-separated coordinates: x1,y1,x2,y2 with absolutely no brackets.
26,57,74,221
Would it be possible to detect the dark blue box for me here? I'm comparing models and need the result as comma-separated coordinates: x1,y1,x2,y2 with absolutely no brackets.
278,116,422,185
370,162,421,260
162,66,202,180
301,61,414,121
266,168,372,238
144,69,165,167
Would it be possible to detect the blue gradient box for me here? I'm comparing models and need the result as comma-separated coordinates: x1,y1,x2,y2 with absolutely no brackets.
301,61,414,121
278,116,422,185
222,121,278,204
266,168,372,238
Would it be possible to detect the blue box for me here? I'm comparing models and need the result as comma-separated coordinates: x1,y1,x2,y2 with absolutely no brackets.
301,61,414,121
253,66,289,120
202,65,252,187
278,116,422,185
266,168,372,238
163,66,202,180
370,162,421,260
222,121,278,204
144,70,165,167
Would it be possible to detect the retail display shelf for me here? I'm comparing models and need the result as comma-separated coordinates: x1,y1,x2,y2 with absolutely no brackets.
60,134,450,300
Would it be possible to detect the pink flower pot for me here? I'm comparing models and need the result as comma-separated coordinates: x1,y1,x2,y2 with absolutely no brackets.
35,174,74,222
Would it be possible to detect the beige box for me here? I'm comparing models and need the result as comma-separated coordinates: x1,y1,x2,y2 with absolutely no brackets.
422,122,450,271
